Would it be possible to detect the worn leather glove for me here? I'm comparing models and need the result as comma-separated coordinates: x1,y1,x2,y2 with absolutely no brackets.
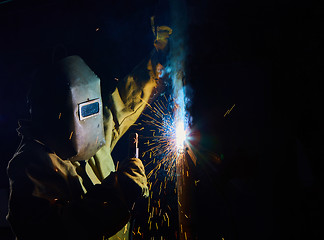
151,15,173,66
154,25,173,52
117,158,149,209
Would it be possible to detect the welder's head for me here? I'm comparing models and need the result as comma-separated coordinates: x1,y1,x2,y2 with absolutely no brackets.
29,56,105,161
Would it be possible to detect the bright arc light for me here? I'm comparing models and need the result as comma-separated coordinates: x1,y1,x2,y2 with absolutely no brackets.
175,120,186,150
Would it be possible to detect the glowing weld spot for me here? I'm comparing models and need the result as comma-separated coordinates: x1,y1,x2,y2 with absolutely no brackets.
175,121,186,150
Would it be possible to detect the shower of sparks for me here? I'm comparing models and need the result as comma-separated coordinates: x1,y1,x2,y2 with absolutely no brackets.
132,93,191,239
139,94,189,177
132,1,190,237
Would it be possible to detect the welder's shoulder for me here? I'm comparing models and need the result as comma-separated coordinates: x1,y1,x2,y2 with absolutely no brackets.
7,139,56,180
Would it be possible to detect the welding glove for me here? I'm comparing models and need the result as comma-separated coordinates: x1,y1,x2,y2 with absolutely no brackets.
154,25,173,52
102,158,149,210
117,158,149,206
152,20,173,66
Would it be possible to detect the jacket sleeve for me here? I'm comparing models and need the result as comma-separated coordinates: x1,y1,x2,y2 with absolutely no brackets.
104,49,162,151
7,151,131,240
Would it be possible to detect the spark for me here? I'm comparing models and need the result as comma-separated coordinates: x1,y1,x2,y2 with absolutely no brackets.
165,212,170,227
194,180,200,186
224,104,236,117
115,161,119,171
69,131,73,140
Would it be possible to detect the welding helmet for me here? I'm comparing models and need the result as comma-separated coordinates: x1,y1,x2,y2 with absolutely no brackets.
29,55,105,161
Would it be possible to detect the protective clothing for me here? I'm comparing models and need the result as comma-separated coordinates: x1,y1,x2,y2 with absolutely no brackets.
7,48,164,240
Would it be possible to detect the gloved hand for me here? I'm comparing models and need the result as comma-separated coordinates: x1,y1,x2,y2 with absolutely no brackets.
151,15,173,67
154,25,173,53
116,158,149,209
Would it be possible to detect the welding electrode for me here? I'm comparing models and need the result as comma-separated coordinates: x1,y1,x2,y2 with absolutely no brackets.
128,132,139,240
129,133,139,159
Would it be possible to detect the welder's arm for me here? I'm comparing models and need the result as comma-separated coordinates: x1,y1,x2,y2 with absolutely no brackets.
7,157,147,239
106,26,172,151
107,51,159,151
88,157,149,211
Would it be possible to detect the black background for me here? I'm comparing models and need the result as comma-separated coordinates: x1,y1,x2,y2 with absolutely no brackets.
0,0,323,239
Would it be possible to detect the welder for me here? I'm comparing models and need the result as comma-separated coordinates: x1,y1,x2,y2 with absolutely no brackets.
6,24,172,240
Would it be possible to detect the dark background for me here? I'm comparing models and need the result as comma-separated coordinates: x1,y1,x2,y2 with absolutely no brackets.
0,0,323,239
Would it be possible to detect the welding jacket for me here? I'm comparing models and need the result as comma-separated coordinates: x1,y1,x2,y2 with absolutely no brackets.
7,50,162,240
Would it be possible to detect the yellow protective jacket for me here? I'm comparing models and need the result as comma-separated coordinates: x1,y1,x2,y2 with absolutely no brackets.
7,50,161,240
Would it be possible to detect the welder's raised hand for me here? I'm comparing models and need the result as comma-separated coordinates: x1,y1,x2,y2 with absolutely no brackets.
151,19,173,68
154,25,173,52
116,158,149,208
